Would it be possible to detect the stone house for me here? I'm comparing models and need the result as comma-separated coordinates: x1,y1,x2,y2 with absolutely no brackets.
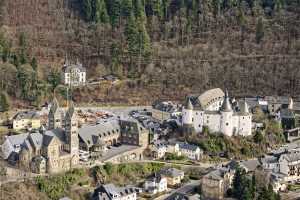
201,167,235,200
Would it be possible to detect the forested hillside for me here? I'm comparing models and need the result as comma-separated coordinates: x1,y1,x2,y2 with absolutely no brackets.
0,0,299,107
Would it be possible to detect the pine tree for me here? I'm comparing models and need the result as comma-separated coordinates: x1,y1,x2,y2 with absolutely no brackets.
83,0,93,21
121,0,133,17
125,13,139,59
110,0,121,29
134,0,146,22
95,0,109,23
151,0,163,18
31,57,38,71
0,92,10,112
256,17,264,44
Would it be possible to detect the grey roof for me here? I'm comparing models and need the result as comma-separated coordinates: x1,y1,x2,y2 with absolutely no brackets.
63,63,86,73
178,142,200,152
280,108,295,119
7,133,29,146
13,111,40,120
160,168,184,178
96,183,137,199
165,192,189,200
65,101,75,119
265,96,289,104
43,128,65,146
260,155,278,164
239,100,250,114
198,88,224,109
239,159,260,172
280,152,300,163
185,98,193,110
28,132,43,150
204,168,229,181
79,120,120,148
220,90,232,112
49,98,59,115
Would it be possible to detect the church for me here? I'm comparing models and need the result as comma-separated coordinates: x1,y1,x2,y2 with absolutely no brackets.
182,88,252,137
18,99,79,174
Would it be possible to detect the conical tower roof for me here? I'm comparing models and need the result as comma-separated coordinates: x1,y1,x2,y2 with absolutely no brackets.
240,99,249,114
220,90,232,112
185,98,193,110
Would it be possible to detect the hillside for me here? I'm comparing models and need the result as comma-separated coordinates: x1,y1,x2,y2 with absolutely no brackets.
0,0,299,106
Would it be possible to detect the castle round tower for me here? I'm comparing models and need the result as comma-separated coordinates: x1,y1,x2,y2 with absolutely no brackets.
220,90,233,136
182,98,195,135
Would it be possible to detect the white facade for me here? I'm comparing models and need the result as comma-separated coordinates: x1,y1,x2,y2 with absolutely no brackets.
144,176,167,194
182,89,252,137
62,60,86,86
174,143,202,160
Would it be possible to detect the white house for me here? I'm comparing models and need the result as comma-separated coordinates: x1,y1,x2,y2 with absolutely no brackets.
151,142,168,159
182,88,252,137
144,174,168,194
62,59,86,86
174,142,203,160
92,183,139,200
278,152,300,182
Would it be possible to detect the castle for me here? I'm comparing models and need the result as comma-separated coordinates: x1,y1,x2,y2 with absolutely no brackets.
182,88,252,137
18,99,79,174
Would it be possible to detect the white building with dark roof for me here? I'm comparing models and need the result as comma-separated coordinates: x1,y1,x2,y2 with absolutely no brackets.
182,88,252,137
174,142,203,160
92,183,140,200
62,59,86,86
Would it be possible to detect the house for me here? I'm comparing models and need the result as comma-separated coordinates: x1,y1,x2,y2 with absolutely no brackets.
259,155,280,172
174,142,203,160
1,133,29,159
265,96,290,116
92,183,140,200
201,167,235,200
182,89,252,137
150,142,167,159
278,152,300,182
159,168,184,186
62,59,86,86
238,159,260,173
12,111,41,130
144,174,168,194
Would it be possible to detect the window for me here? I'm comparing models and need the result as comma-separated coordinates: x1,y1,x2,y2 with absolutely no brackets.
192,118,194,122
226,123,229,126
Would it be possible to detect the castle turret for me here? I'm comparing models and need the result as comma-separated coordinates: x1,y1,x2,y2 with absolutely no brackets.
220,90,233,136
183,98,193,125
182,98,195,136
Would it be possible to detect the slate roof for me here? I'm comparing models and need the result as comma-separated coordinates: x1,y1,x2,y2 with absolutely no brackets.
42,128,65,146
203,167,233,181
79,120,120,148
178,142,200,152
280,152,300,163
7,133,29,147
66,101,75,119
160,168,184,178
280,108,295,119
239,159,260,172
28,132,43,150
220,90,232,112
260,155,278,164
63,63,86,73
265,96,290,105
13,111,40,120
185,98,193,110
93,184,137,200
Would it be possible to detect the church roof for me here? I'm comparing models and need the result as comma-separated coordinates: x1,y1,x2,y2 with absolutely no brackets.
49,98,59,114
65,101,75,119
43,128,65,146
220,90,232,112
